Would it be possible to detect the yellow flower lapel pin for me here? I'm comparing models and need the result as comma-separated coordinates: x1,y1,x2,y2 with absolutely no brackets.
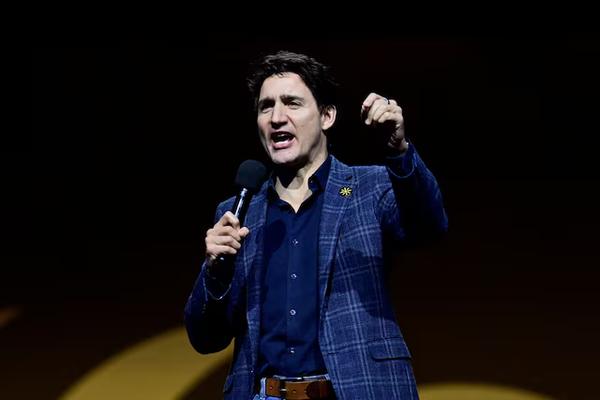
339,186,352,197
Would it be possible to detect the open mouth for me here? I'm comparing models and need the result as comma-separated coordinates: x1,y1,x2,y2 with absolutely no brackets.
271,131,295,149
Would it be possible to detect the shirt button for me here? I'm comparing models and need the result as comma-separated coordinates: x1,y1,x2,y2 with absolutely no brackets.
291,239,299,246
290,273,297,279
289,309,296,316
288,347,295,354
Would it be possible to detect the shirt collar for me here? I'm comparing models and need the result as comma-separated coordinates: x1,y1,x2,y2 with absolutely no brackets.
308,155,331,193
267,155,332,197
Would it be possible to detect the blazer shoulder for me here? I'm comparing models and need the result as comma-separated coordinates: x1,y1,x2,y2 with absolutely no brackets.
217,196,236,212
211,196,236,223
330,156,387,180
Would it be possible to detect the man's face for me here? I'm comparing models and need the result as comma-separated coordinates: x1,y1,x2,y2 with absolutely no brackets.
256,73,335,168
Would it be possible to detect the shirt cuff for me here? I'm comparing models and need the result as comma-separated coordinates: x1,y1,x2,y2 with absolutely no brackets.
385,142,416,178
203,263,233,301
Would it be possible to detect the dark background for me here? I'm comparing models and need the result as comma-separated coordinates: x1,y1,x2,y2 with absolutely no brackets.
3,33,599,398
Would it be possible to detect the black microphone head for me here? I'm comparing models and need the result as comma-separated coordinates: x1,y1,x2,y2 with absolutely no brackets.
235,159,268,192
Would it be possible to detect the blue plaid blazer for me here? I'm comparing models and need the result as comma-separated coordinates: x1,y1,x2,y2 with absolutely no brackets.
185,149,447,399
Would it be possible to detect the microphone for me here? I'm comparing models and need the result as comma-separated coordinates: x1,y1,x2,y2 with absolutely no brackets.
214,159,268,266
229,159,269,226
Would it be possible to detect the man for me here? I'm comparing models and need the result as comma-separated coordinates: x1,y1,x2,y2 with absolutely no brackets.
185,51,447,399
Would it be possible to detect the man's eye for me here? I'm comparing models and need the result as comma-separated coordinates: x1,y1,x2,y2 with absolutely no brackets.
288,102,301,108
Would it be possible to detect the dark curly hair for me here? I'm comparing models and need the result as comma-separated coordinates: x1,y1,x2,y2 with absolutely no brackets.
246,51,339,113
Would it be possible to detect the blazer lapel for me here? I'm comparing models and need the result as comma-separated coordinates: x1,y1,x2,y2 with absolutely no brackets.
318,156,354,318
240,182,268,368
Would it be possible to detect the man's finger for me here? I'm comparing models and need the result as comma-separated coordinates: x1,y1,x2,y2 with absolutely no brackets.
365,99,391,125
361,92,380,110
208,245,238,256
219,226,241,241
239,227,250,238
213,236,241,249
219,211,240,229
371,105,396,124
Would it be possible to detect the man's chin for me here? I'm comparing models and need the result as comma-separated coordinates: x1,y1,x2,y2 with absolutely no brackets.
272,160,297,168
270,152,299,167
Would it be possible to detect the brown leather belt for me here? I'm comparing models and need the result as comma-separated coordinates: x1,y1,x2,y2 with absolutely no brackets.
264,376,334,399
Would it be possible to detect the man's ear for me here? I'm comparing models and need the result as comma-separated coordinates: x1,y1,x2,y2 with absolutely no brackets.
321,105,337,131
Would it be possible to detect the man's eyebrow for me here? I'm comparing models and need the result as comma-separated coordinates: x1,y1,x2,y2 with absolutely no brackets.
257,95,304,109
257,97,274,109
281,94,303,102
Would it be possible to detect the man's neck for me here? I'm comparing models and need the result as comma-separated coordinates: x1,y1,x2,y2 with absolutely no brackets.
274,152,328,211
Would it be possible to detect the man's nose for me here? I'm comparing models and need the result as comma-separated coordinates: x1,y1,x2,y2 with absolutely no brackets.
270,103,287,125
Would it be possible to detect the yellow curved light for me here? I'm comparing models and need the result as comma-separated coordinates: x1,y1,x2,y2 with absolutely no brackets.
60,327,556,400
420,382,555,400
59,327,232,400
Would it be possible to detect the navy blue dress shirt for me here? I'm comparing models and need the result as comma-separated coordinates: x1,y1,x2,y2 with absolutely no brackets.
257,156,332,377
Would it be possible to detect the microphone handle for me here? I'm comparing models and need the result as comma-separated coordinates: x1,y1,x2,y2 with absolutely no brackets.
232,188,250,221
216,187,251,265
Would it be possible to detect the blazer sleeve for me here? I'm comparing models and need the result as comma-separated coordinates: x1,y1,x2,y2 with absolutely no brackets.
184,204,236,354
375,143,448,243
